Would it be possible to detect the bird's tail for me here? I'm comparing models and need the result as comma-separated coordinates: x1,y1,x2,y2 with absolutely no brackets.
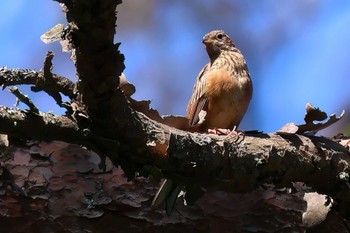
151,179,181,215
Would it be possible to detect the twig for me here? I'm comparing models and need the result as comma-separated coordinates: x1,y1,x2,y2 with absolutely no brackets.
43,51,54,78
8,87,39,114
31,51,67,107
0,66,76,101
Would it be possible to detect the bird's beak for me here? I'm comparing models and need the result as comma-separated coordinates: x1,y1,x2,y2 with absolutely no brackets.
202,37,212,45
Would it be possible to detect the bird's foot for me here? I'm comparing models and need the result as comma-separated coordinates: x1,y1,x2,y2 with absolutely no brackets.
207,126,245,142
224,126,245,142
207,128,231,135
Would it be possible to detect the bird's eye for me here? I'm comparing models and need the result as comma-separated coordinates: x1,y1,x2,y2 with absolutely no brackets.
216,33,223,40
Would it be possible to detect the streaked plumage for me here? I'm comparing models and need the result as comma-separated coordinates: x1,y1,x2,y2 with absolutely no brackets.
186,30,252,132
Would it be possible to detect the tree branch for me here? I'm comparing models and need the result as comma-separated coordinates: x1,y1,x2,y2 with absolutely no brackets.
0,66,75,101
1,99,349,216
135,112,350,199
57,0,125,117
1,99,349,205
8,87,39,114
0,106,82,142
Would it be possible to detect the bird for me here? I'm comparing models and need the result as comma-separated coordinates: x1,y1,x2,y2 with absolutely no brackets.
186,29,252,134
152,30,253,215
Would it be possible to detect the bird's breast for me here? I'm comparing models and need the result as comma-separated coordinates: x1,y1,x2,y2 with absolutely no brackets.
203,66,252,129
205,68,249,98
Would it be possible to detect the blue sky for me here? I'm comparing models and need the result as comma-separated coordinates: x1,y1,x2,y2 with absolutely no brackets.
0,1,349,135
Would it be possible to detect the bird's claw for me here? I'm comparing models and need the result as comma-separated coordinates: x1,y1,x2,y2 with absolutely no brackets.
207,126,245,142
224,129,245,142
207,128,231,135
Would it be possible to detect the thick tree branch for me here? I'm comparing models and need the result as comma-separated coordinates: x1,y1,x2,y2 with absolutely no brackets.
1,100,349,216
1,101,349,205
0,105,121,160
0,106,82,142
54,1,151,176
57,0,125,116
135,112,350,196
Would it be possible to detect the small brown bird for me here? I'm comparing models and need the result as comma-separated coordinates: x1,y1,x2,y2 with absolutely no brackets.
186,30,252,133
152,30,253,215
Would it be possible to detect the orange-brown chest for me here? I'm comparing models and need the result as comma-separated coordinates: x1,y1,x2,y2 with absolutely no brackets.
203,66,252,129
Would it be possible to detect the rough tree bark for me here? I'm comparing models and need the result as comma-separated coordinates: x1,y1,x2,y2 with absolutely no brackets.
0,1,349,232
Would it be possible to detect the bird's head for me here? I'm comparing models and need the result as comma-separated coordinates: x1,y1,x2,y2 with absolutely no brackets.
202,30,235,60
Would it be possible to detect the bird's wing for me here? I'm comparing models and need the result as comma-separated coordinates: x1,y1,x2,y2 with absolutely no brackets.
186,64,210,126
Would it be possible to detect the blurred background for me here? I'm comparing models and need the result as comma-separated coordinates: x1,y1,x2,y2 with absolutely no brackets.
0,0,349,135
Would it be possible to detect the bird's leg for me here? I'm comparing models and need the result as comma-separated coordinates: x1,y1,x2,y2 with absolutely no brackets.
224,125,245,142
208,127,245,143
